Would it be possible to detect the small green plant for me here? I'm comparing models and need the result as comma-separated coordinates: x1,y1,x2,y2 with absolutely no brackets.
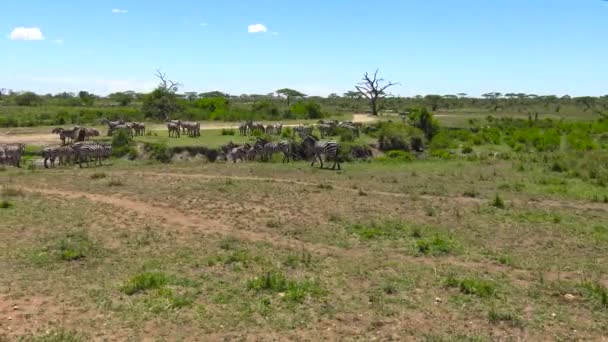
248,270,325,303
121,272,170,295
221,128,236,136
492,194,506,209
0,200,13,209
317,183,333,190
416,235,454,255
24,328,85,342
578,281,608,309
444,275,498,298
488,308,524,327
90,172,106,179
56,232,95,261
461,145,474,154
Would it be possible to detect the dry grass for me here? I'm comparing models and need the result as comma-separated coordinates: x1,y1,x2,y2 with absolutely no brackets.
0,157,607,340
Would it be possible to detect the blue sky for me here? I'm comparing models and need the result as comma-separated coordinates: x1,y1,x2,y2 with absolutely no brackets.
1,0,607,97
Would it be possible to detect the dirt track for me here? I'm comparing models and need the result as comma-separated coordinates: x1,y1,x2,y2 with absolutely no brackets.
0,114,377,146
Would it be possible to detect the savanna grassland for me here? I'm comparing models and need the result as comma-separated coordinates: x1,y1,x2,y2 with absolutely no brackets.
1,136,607,340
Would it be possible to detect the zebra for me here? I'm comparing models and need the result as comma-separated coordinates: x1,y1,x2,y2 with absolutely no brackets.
167,122,181,138
42,145,75,168
101,118,124,136
254,138,291,163
52,126,82,144
181,121,200,137
83,127,101,140
247,121,265,134
318,123,335,138
265,123,283,135
0,144,25,168
109,124,134,137
294,125,313,140
129,122,146,136
338,122,360,137
238,122,248,136
302,134,341,170
71,142,110,168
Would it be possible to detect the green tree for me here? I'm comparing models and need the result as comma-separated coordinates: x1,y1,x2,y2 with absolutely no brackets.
276,88,306,106
14,91,42,106
109,92,135,106
78,91,95,106
408,107,439,140
142,70,181,120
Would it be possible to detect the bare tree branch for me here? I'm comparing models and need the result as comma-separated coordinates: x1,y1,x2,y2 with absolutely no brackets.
355,69,399,115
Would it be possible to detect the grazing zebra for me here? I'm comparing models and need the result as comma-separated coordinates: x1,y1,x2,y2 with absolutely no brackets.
0,144,25,168
265,123,283,135
52,126,82,144
109,124,134,137
302,134,341,170
294,125,313,140
42,145,75,168
181,121,200,137
247,121,265,134
71,142,110,168
101,118,124,136
129,122,146,136
318,123,335,138
83,128,101,140
338,122,360,137
167,122,181,138
239,122,248,136
254,138,291,163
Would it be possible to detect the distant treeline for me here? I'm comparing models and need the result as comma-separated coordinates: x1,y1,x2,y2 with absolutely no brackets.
0,89,606,127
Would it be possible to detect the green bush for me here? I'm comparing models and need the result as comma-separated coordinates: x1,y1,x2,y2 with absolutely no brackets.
376,150,414,163
444,275,498,297
416,235,454,255
378,122,425,152
221,128,236,136
111,128,134,157
145,143,171,163
121,272,170,295
407,107,440,140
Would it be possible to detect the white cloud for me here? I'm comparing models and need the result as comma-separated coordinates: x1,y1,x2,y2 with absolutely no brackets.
112,8,128,14
52,39,63,44
248,24,267,33
9,27,45,41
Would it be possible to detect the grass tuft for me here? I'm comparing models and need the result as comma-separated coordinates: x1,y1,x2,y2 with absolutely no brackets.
491,194,506,209
0,200,14,209
90,172,107,179
121,272,170,295
445,275,498,298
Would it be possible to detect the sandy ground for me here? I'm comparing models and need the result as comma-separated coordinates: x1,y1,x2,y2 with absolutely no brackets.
0,114,378,146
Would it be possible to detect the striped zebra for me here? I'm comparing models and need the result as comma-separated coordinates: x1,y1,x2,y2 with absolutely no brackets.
0,143,25,168
247,121,265,134
71,142,110,168
318,123,335,138
294,125,313,140
42,145,75,168
129,122,146,136
167,122,181,138
254,138,291,163
238,122,248,136
101,118,124,136
52,126,82,144
302,134,341,170
181,121,200,137
338,122,360,137
109,124,134,137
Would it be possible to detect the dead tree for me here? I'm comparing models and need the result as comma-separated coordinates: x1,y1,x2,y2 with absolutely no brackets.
355,70,398,116
155,69,181,92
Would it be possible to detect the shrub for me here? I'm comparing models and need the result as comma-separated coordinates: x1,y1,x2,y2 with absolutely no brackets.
461,145,473,154
377,150,414,163
407,107,440,140
444,275,498,298
290,101,324,119
248,270,325,303
378,122,425,152
416,235,454,255
121,272,170,295
492,194,506,209
488,308,524,327
56,232,95,261
578,281,608,309
0,200,13,209
145,143,171,163
111,128,134,157
221,128,236,136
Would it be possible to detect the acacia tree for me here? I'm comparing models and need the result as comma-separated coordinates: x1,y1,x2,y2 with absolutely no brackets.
142,70,182,120
355,70,398,116
276,88,306,106
78,91,95,106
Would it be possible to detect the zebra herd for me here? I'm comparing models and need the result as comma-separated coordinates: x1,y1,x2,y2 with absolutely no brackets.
166,120,201,138
223,129,341,170
42,141,112,168
0,143,25,168
238,121,283,136
52,126,100,145
101,119,146,137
